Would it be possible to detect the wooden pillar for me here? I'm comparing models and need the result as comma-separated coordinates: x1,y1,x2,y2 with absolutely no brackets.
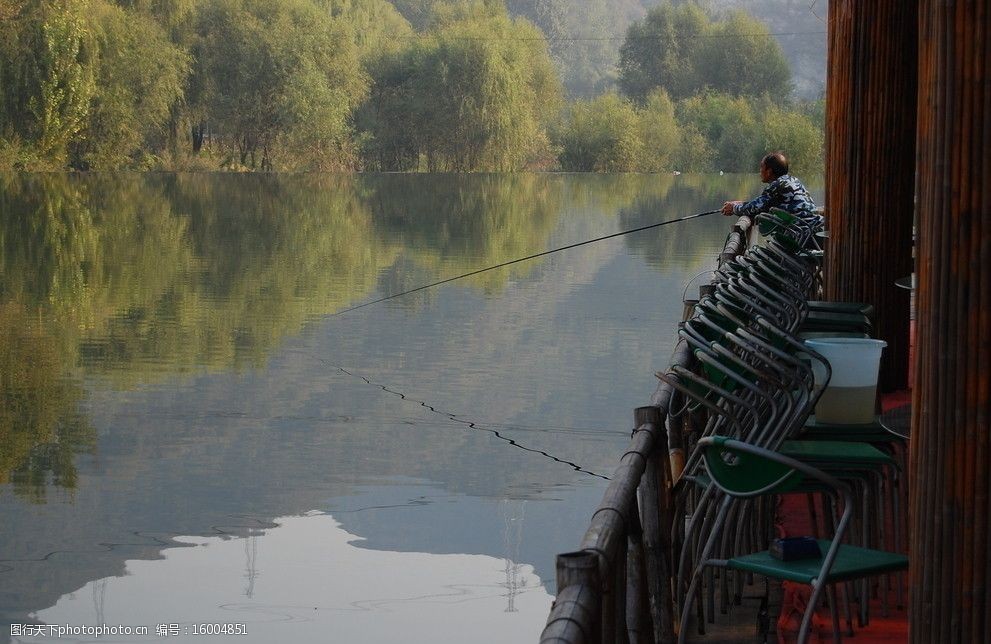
911,1,991,641
824,0,917,392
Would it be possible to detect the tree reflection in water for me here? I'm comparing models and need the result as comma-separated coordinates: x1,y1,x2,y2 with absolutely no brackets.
0,172,781,499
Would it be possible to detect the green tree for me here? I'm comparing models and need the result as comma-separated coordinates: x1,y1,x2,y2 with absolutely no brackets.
0,0,97,164
695,10,792,99
361,1,560,171
327,0,416,169
800,96,826,129
677,92,763,172
72,1,189,169
190,0,367,170
672,123,713,172
757,99,824,175
426,1,560,170
557,93,642,172
321,0,413,61
0,0,22,19
618,2,707,103
618,2,791,103
637,89,680,172
356,44,422,170
388,0,435,29
116,0,195,31
506,0,629,98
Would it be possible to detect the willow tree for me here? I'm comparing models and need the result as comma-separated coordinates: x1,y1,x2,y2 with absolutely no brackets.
322,0,413,61
417,3,560,171
189,0,368,170
72,1,189,168
0,0,97,165
758,99,824,175
557,93,643,172
638,89,680,172
618,2,708,103
505,0,633,98
695,10,792,99
361,1,560,171
619,2,791,103
676,92,763,172
388,0,434,29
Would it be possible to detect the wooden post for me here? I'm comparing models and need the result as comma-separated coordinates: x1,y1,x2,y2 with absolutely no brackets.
613,536,629,644
910,1,991,641
666,407,686,482
824,0,917,392
636,406,677,643
626,503,651,644
653,339,693,479
542,551,601,644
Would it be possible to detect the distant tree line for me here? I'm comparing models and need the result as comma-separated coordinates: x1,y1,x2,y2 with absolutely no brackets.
0,0,823,173
556,3,823,173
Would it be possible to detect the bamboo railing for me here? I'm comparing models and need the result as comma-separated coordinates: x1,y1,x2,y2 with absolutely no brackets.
540,217,752,644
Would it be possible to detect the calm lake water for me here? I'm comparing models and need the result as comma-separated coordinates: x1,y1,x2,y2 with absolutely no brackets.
0,173,821,643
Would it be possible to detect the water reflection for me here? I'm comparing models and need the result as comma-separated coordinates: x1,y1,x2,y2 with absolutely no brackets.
365,174,562,293
0,172,805,642
0,301,93,502
30,513,553,644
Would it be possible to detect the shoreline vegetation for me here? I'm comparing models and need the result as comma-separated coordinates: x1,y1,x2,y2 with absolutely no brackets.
0,0,824,175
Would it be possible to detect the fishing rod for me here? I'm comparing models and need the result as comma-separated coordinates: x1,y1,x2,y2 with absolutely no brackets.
332,208,721,316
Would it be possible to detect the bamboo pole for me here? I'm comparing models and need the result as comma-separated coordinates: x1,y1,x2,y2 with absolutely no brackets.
614,536,629,644
825,0,917,392
625,503,651,644
911,1,991,641
542,551,601,644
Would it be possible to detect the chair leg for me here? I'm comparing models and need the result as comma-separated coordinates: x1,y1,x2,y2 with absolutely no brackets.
873,475,890,619
706,565,717,623
798,580,829,644
732,500,753,606
806,493,820,538
677,485,716,610
828,584,842,644
859,481,871,628
756,579,773,643
821,494,852,636
677,498,731,643
891,466,906,610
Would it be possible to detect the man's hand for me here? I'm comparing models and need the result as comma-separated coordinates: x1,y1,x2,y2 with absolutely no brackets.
721,201,742,216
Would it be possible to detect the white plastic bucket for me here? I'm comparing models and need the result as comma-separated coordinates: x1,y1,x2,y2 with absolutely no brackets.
804,337,887,424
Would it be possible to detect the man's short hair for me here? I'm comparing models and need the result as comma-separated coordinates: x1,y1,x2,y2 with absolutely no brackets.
761,152,789,178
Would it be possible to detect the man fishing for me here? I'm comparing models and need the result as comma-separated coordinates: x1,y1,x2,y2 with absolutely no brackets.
720,151,821,228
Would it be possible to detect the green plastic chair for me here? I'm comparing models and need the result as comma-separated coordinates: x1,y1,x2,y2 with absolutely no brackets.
676,436,908,644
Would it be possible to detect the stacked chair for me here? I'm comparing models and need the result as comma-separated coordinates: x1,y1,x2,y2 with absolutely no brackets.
658,209,908,643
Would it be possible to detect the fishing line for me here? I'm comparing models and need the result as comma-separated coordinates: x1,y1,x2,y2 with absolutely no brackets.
331,209,721,317
327,361,612,480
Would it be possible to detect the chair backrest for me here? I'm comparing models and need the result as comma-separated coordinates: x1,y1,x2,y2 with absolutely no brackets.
700,436,843,498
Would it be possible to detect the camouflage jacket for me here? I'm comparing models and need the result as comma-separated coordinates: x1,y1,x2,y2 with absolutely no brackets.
732,174,818,224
